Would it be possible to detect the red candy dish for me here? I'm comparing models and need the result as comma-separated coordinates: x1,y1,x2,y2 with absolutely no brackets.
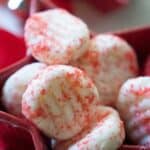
144,55,150,75
115,26,150,76
39,0,128,13
0,26,149,150
0,29,33,88
0,29,48,149
115,26,150,150
87,0,128,13
0,29,26,70
0,0,150,149
0,111,47,150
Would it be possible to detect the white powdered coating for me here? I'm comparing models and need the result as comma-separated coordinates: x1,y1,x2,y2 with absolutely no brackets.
22,65,100,140
54,106,125,150
71,34,138,106
25,8,90,65
117,77,150,146
2,63,46,116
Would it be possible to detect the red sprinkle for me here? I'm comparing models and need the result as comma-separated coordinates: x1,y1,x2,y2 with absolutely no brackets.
130,86,150,97
82,50,100,74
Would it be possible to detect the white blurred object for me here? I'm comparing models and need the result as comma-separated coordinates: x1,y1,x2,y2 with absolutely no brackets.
0,6,23,36
8,0,23,10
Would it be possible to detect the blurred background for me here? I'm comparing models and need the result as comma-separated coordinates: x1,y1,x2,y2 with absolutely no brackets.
0,0,150,36
0,1,149,82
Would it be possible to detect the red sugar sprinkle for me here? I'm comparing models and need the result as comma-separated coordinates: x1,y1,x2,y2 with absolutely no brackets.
82,51,100,74
125,51,135,62
130,87,150,96
124,51,138,73
40,89,46,95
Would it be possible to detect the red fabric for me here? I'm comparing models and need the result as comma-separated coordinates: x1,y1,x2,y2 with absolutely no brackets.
0,29,26,70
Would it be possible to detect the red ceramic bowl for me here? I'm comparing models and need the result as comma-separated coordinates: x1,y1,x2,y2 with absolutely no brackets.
114,26,150,149
144,55,150,76
117,27,150,150
0,1,150,149
0,29,33,88
0,111,47,150
0,26,149,150
115,26,150,76
87,0,128,13
0,29,49,149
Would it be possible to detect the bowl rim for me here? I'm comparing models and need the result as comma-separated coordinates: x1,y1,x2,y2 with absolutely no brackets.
0,55,32,74
0,2,149,148
0,28,27,74
0,111,46,150
0,25,149,74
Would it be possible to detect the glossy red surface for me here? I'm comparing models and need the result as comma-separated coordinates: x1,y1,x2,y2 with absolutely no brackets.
0,10,149,149
0,111,47,150
0,121,34,150
144,55,150,75
87,0,128,13
0,29,26,70
51,0,72,11
115,26,150,76
115,26,150,149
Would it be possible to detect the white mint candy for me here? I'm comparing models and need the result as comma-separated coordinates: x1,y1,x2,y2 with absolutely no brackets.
54,106,125,150
117,77,150,146
2,63,47,116
71,34,138,106
22,65,100,140
25,8,90,65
